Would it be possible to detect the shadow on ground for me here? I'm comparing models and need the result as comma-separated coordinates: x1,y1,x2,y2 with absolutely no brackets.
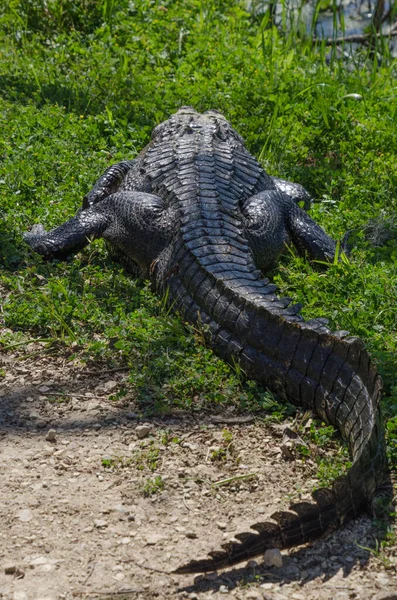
178,539,369,593
0,373,392,594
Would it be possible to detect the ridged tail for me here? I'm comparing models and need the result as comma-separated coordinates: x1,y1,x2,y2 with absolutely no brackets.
154,242,388,575
146,112,389,574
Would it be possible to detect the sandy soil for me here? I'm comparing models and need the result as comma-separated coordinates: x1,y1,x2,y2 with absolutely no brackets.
0,346,396,600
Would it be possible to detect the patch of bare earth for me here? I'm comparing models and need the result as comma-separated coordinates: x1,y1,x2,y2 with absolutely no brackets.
0,347,396,600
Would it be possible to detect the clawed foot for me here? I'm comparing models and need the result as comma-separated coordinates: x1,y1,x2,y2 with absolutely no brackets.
23,224,52,256
23,223,47,242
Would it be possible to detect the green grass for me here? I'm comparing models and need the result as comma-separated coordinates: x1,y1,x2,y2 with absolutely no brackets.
142,475,165,497
0,0,396,471
101,442,160,472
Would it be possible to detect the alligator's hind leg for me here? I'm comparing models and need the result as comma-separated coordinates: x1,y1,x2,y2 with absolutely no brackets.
285,198,338,262
25,192,171,271
242,189,291,272
242,190,338,270
271,176,312,210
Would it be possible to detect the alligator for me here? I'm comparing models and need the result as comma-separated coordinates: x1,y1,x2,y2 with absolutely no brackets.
24,107,389,574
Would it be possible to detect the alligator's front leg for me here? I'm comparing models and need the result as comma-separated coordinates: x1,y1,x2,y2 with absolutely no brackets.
25,192,172,271
242,190,338,270
24,210,112,260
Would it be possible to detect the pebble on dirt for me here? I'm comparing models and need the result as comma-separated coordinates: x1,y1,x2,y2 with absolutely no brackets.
4,565,17,575
263,548,283,568
135,424,151,439
45,428,57,442
103,380,118,393
16,508,33,522
94,519,108,528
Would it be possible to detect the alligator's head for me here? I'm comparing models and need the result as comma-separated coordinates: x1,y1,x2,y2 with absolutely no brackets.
151,106,245,145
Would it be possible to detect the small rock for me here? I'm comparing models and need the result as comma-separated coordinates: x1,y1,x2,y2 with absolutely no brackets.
281,441,295,459
136,424,151,439
30,556,48,566
87,401,102,411
217,522,227,530
246,560,258,568
112,565,124,572
112,503,128,514
280,427,306,460
219,585,229,594
103,380,118,393
38,385,51,393
45,429,57,442
145,533,166,545
209,445,220,453
263,548,283,568
28,409,41,420
182,442,197,450
4,564,17,574
94,519,108,528
17,508,33,522
184,480,197,489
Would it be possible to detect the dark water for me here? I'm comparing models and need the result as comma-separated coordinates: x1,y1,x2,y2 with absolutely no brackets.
309,0,387,38
248,0,394,42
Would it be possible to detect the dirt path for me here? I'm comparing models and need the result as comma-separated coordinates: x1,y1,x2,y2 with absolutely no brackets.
0,348,396,600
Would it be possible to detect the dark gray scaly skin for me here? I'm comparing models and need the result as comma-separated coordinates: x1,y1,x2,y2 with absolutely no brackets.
24,107,388,574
